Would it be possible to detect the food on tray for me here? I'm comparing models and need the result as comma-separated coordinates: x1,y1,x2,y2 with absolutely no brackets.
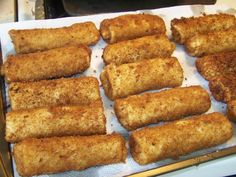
171,13,236,44
115,86,210,130
227,100,236,123
100,57,183,100
2,45,91,82
9,22,100,54
13,134,127,177
102,34,175,65
9,77,101,110
100,14,166,43
209,76,236,103
195,51,236,81
130,112,233,165
2,7,236,177
185,28,236,57
5,100,106,143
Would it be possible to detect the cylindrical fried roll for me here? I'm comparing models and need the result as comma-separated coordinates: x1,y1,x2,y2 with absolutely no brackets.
100,57,183,100
195,51,236,81
130,112,233,165
209,76,236,103
227,100,236,123
103,34,175,65
185,28,236,57
9,77,101,110
171,13,236,44
115,86,210,130
2,45,91,82
13,134,127,177
100,14,166,44
5,101,106,143
9,22,100,54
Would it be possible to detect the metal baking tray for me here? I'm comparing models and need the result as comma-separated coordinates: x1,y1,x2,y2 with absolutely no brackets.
1,4,236,177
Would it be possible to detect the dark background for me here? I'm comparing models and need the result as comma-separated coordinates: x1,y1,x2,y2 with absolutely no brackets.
44,0,216,18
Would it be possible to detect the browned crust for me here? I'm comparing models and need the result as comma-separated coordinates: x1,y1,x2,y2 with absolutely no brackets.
100,14,166,43
209,76,236,103
3,45,91,82
195,51,236,81
100,57,183,100
171,13,236,44
5,100,106,142
185,28,236,57
227,99,236,123
9,22,100,54
130,112,233,165
13,134,127,177
9,77,101,110
114,86,211,130
102,34,175,65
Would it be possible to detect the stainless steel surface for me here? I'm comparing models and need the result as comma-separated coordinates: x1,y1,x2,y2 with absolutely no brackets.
35,0,45,19
0,0,16,23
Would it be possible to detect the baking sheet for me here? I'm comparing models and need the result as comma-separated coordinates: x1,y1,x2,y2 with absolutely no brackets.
0,4,236,177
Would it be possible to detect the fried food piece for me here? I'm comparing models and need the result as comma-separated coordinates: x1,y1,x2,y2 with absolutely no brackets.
209,76,236,103
5,101,106,143
196,51,236,81
171,13,236,44
9,22,100,54
227,100,236,123
103,34,175,65
185,29,236,57
9,77,101,110
2,45,91,82
130,112,233,165
115,86,210,130
100,14,166,43
13,134,127,176
100,57,183,100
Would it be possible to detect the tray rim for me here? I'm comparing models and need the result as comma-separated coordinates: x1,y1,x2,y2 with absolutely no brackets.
0,54,14,177
127,146,236,177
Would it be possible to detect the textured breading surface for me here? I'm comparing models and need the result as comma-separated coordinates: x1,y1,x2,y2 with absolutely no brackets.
9,77,101,110
13,134,127,177
100,14,166,43
103,34,175,65
227,100,236,123
185,29,236,57
196,52,236,81
9,22,100,54
209,76,236,102
5,101,106,142
130,112,233,165
171,13,236,44
100,57,183,100
3,45,91,82
114,86,210,130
